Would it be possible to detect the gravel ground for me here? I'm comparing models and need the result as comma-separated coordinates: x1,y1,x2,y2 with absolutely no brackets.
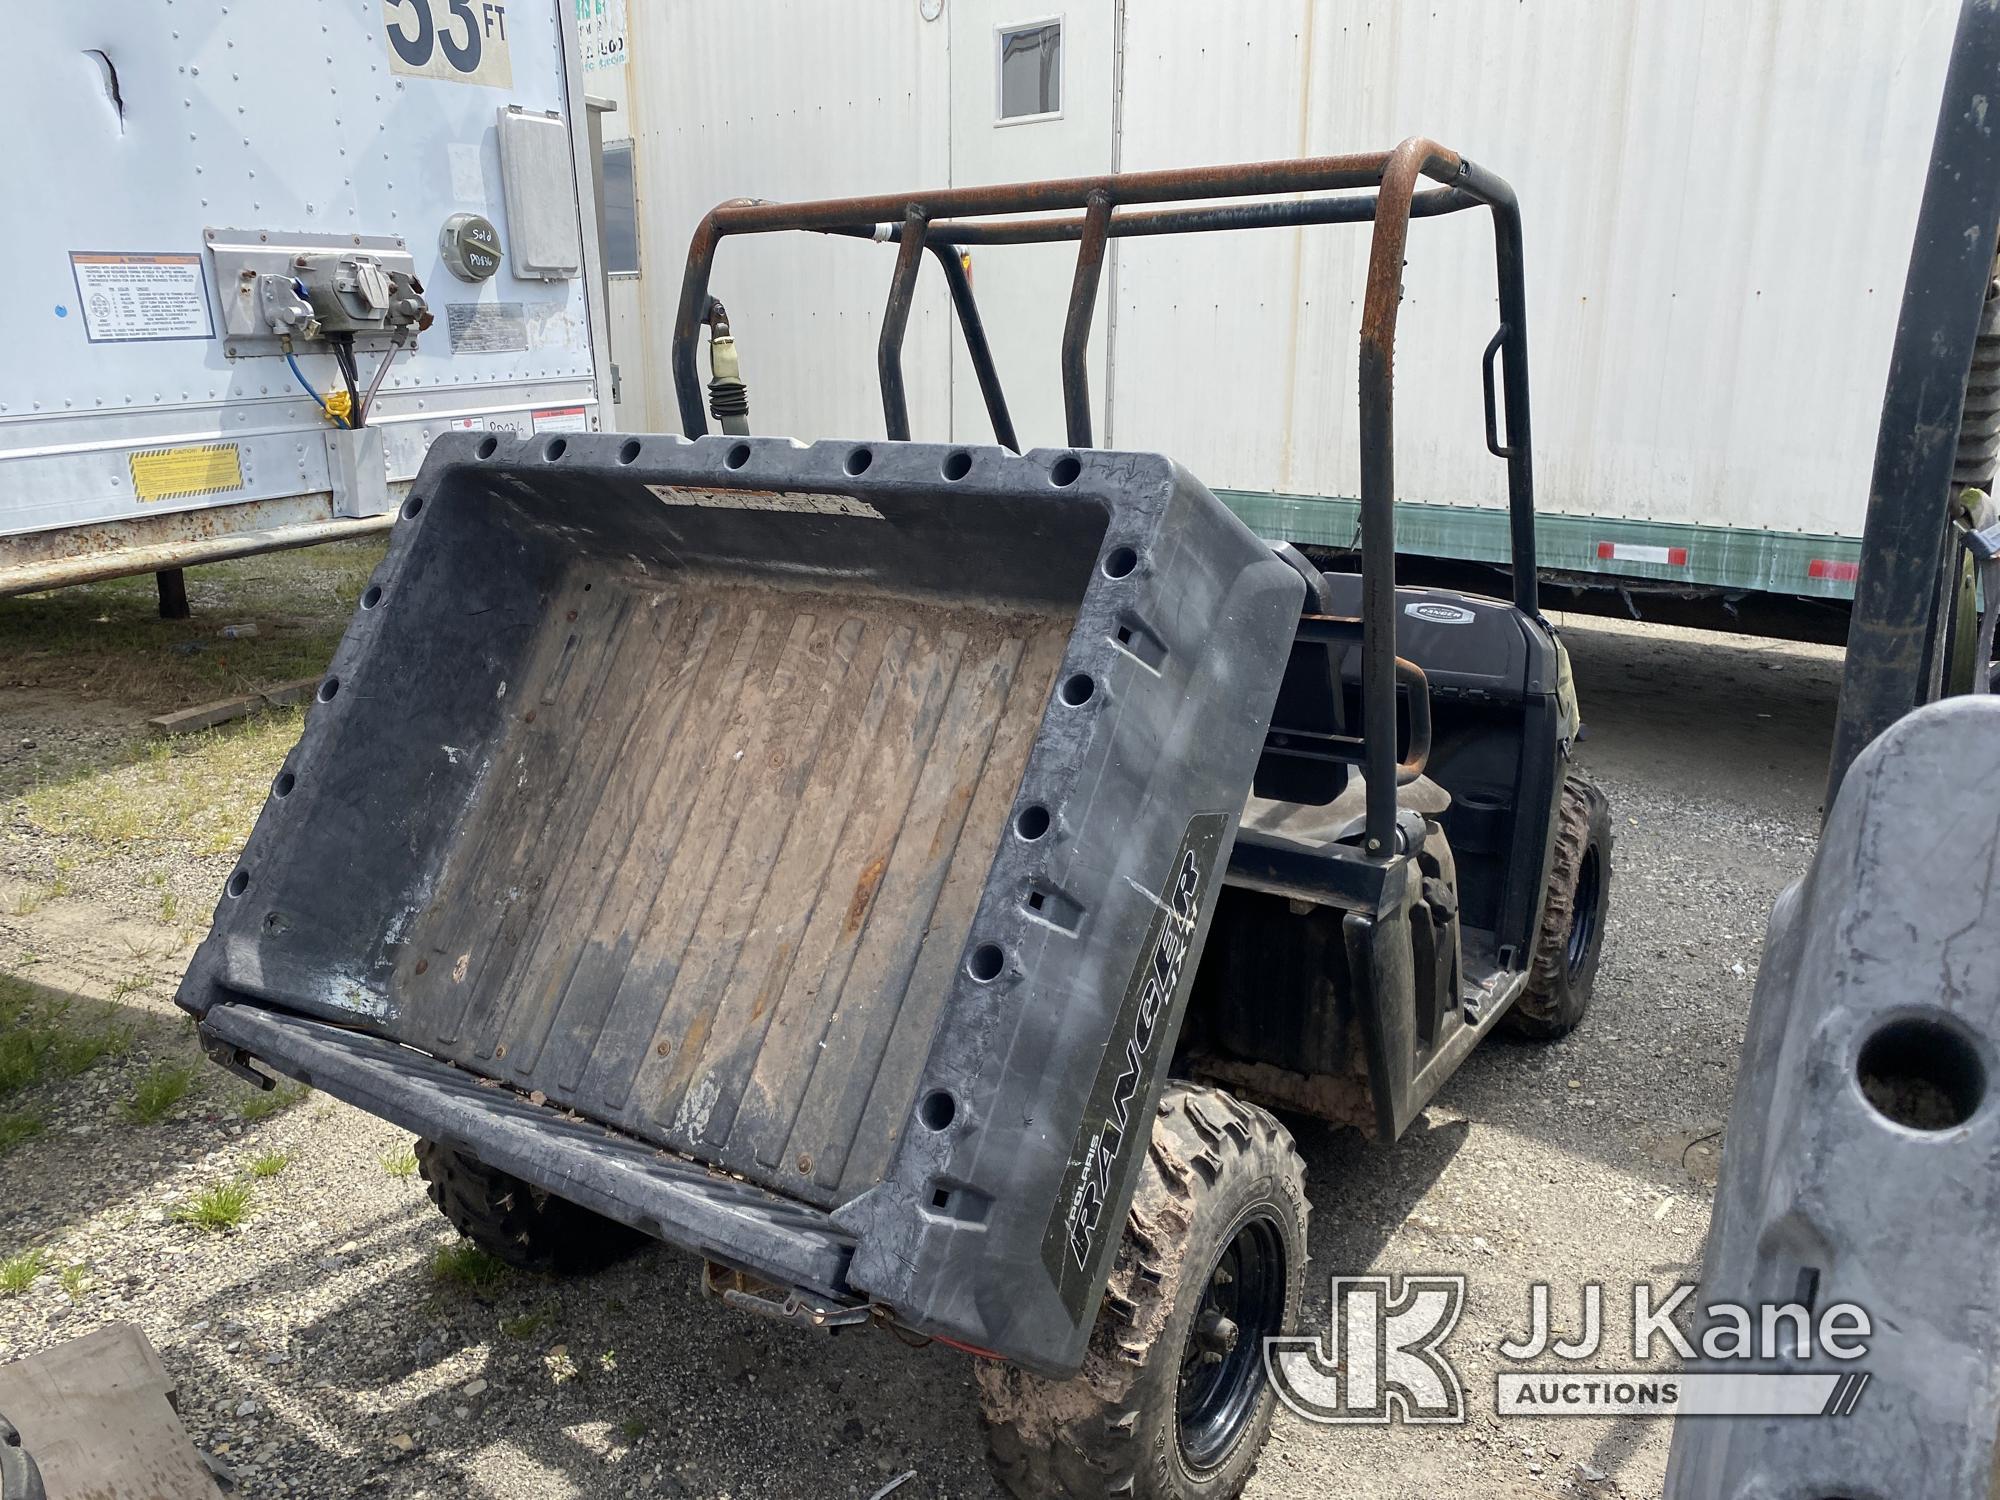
0,580,1840,1500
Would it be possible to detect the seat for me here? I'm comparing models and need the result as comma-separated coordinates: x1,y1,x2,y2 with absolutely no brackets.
1240,773,1452,853
1253,544,1350,806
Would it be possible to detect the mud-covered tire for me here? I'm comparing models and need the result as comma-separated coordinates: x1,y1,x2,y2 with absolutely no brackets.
977,1084,1309,1500
414,1140,647,1276
1504,770,1613,1041
0,1412,45,1500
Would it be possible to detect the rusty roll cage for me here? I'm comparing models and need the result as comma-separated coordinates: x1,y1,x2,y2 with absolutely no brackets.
670,137,1537,857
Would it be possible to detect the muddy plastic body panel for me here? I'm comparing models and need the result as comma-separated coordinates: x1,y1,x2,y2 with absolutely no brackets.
201,1000,859,1300
1663,697,2000,1498
178,432,1303,1373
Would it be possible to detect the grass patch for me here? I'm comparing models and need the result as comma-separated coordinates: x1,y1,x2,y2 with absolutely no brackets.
0,1030,38,1095
432,1241,508,1291
57,1264,91,1300
23,706,306,858
0,541,383,714
248,1150,291,1178
125,1061,197,1124
0,1111,42,1155
48,1025,131,1078
1,542,383,849
172,1180,253,1232
381,1145,419,1179
500,1306,557,1341
0,976,136,1094
0,1249,49,1297
0,976,34,1027
238,1080,310,1121
617,1416,647,1443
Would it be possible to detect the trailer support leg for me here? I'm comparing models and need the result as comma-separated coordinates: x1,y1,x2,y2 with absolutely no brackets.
156,568,190,620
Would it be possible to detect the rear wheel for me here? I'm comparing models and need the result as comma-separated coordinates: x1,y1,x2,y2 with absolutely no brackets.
977,1084,1308,1500
0,1412,45,1500
1505,770,1613,1041
415,1139,647,1275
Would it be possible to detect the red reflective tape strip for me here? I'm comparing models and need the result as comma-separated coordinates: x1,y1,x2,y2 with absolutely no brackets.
1809,559,1860,582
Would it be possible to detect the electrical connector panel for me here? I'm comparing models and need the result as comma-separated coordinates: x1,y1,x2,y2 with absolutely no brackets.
208,230,429,351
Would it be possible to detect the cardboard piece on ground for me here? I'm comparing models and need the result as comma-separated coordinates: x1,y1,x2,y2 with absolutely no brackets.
0,1323,222,1499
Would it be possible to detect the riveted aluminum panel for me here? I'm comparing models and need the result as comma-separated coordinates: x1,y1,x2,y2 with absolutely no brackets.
3,0,604,567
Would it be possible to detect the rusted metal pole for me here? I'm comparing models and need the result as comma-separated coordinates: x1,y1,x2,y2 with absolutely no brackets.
928,244,1019,452
914,187,1473,246
1060,193,1114,449
706,152,1407,236
877,206,931,442
672,212,724,438
1356,139,1456,855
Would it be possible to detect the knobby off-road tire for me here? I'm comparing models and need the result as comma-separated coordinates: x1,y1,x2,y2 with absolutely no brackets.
0,1412,45,1500
978,1084,1309,1500
414,1139,647,1276
1504,770,1613,1040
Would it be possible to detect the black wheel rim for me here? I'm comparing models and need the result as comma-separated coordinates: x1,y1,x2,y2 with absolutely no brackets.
1176,1211,1287,1473
1565,845,1602,980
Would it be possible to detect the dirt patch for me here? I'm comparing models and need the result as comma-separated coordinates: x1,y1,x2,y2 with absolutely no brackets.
0,542,382,730
1,541,383,950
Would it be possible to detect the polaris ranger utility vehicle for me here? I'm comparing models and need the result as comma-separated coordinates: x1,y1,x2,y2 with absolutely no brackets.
178,139,1612,1499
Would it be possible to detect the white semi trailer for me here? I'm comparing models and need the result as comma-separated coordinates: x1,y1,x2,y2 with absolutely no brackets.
2,0,617,611
585,0,1959,614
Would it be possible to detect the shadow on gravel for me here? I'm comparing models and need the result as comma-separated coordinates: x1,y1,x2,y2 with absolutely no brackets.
1290,1113,1471,1317
0,974,313,1250
158,1202,990,1498
1557,616,1840,818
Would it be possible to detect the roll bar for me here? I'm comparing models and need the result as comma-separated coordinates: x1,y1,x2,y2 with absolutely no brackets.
670,138,1538,856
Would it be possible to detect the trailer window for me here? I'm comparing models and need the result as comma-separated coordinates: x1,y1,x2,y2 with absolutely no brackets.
603,139,640,277
997,19,1061,123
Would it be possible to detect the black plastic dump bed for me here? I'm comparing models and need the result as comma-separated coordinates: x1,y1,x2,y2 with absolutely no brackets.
180,433,1301,1372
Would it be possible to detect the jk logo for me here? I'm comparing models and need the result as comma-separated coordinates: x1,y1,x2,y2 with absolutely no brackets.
1265,1275,1468,1425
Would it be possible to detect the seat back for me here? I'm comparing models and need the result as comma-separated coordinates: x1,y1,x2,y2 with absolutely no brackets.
1253,544,1349,806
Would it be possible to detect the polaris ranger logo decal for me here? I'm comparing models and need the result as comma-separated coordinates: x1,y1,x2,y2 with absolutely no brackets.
1041,813,1230,1319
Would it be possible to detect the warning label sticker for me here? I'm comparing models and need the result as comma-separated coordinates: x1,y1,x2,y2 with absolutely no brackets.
647,486,884,520
130,444,245,504
531,405,589,434
70,252,214,343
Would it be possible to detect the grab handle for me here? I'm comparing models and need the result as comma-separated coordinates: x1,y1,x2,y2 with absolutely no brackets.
1482,325,1512,458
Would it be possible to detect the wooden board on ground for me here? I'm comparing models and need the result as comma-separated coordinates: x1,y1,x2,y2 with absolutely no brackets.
0,1322,221,1499
147,675,319,736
